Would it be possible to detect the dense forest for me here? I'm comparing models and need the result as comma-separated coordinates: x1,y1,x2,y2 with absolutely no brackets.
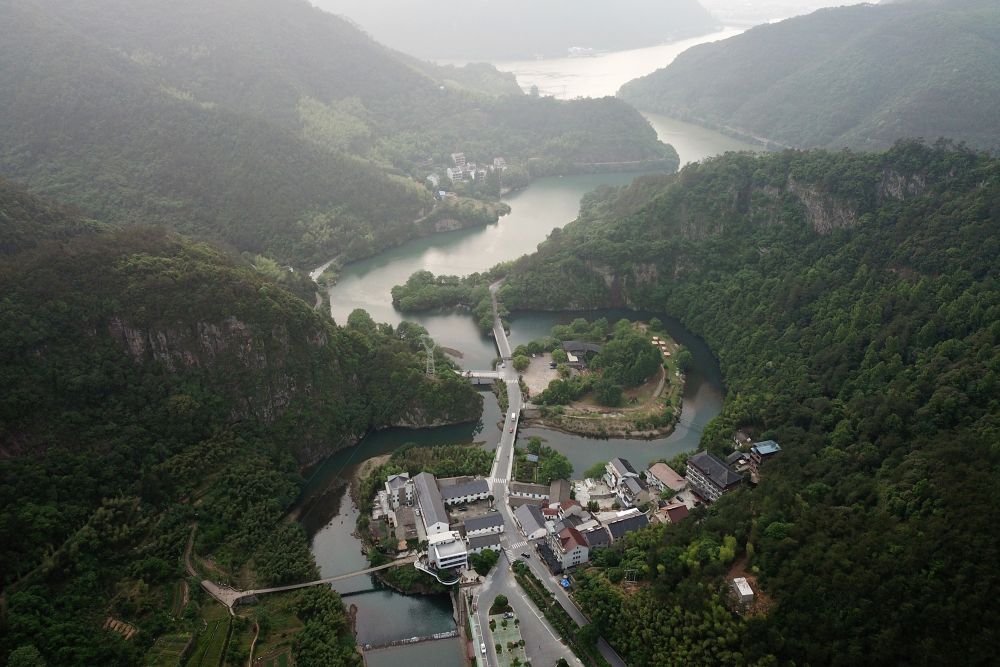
313,0,718,60
620,0,1000,153
493,142,1000,665
0,0,676,267
0,182,481,665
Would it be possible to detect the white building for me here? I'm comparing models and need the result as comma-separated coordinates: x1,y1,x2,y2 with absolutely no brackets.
428,531,468,570
645,462,687,495
385,473,413,509
509,482,549,501
604,457,639,490
463,513,504,538
732,577,754,604
513,503,547,540
440,478,490,506
413,472,450,536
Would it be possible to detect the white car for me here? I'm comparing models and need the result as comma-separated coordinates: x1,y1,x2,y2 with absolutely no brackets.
480,642,487,654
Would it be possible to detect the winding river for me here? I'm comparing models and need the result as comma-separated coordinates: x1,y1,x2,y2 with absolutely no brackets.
301,32,758,666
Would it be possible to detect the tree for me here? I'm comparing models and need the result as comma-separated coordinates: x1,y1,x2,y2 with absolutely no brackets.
6,647,46,667
513,355,530,372
675,348,694,373
648,317,662,331
584,461,608,480
594,376,623,407
551,348,568,364
587,500,599,512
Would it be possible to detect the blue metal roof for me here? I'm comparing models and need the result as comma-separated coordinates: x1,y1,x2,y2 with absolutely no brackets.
752,440,782,456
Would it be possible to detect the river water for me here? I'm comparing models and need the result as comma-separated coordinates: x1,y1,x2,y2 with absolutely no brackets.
303,33,753,665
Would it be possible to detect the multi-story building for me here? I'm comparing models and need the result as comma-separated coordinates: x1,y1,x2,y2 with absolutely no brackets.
617,476,652,508
604,509,649,542
686,451,743,502
385,473,413,509
645,462,687,495
427,531,468,570
547,526,589,571
604,457,639,489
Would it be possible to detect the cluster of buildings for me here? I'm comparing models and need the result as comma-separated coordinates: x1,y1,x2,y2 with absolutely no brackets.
381,471,493,572
376,439,782,577
427,152,507,187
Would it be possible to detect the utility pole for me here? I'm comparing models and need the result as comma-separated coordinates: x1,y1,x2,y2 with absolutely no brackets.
421,334,436,376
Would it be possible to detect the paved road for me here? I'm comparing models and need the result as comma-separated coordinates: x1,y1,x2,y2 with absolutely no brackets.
477,283,628,667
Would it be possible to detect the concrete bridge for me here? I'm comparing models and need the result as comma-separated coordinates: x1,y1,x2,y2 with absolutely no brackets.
362,629,458,651
201,555,419,609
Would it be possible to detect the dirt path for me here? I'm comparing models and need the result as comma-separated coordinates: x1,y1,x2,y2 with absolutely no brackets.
184,524,197,577
246,621,260,667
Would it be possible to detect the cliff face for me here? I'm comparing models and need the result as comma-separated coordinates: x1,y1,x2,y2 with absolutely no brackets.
0,226,481,467
500,143,979,313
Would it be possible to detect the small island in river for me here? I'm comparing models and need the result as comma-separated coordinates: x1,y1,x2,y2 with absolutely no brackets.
516,317,691,438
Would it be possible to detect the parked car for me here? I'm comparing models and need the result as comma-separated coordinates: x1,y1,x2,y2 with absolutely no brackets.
521,552,531,559
503,612,514,619
549,361,557,369
480,642,487,654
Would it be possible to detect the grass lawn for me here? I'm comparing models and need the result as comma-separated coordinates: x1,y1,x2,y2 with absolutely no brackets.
488,614,527,667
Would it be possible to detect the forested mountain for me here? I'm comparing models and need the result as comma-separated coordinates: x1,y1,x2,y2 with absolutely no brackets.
0,183,482,665
313,0,719,60
0,0,674,267
619,0,1000,152
495,142,1000,664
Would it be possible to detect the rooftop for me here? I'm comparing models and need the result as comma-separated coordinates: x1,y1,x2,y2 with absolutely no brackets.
386,472,410,490
647,462,686,491
605,512,649,540
688,451,744,490
608,457,638,478
558,526,587,552
467,533,502,550
622,477,648,496
581,526,610,548
549,478,571,503
464,513,504,532
514,503,546,535
413,472,449,529
562,340,603,355
439,478,490,501
510,481,549,496
751,440,782,456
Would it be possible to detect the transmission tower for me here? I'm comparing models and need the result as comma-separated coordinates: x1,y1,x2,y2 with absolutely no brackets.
420,335,436,376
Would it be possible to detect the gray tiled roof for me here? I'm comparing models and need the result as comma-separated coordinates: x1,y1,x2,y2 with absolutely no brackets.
582,526,611,548
413,472,449,529
610,457,637,477
605,513,649,540
464,513,504,532
514,503,546,535
510,481,549,496
440,478,489,501
467,533,502,550
688,451,743,490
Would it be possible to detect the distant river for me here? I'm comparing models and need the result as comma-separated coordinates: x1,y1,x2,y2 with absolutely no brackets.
306,30,754,664
493,26,745,100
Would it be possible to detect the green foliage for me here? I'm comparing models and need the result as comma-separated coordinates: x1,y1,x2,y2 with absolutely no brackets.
591,330,661,387
620,0,1000,153
469,549,500,576
0,187,479,665
512,355,531,372
500,141,1000,665
584,462,608,480
1,0,675,267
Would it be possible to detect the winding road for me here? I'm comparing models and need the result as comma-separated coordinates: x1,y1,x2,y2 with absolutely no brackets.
475,282,627,667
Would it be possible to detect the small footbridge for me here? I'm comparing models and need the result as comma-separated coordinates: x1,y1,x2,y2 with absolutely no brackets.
201,554,419,610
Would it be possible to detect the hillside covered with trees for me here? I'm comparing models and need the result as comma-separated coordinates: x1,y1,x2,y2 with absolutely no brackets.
619,0,1000,153
494,142,1000,665
0,183,482,665
0,0,676,267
